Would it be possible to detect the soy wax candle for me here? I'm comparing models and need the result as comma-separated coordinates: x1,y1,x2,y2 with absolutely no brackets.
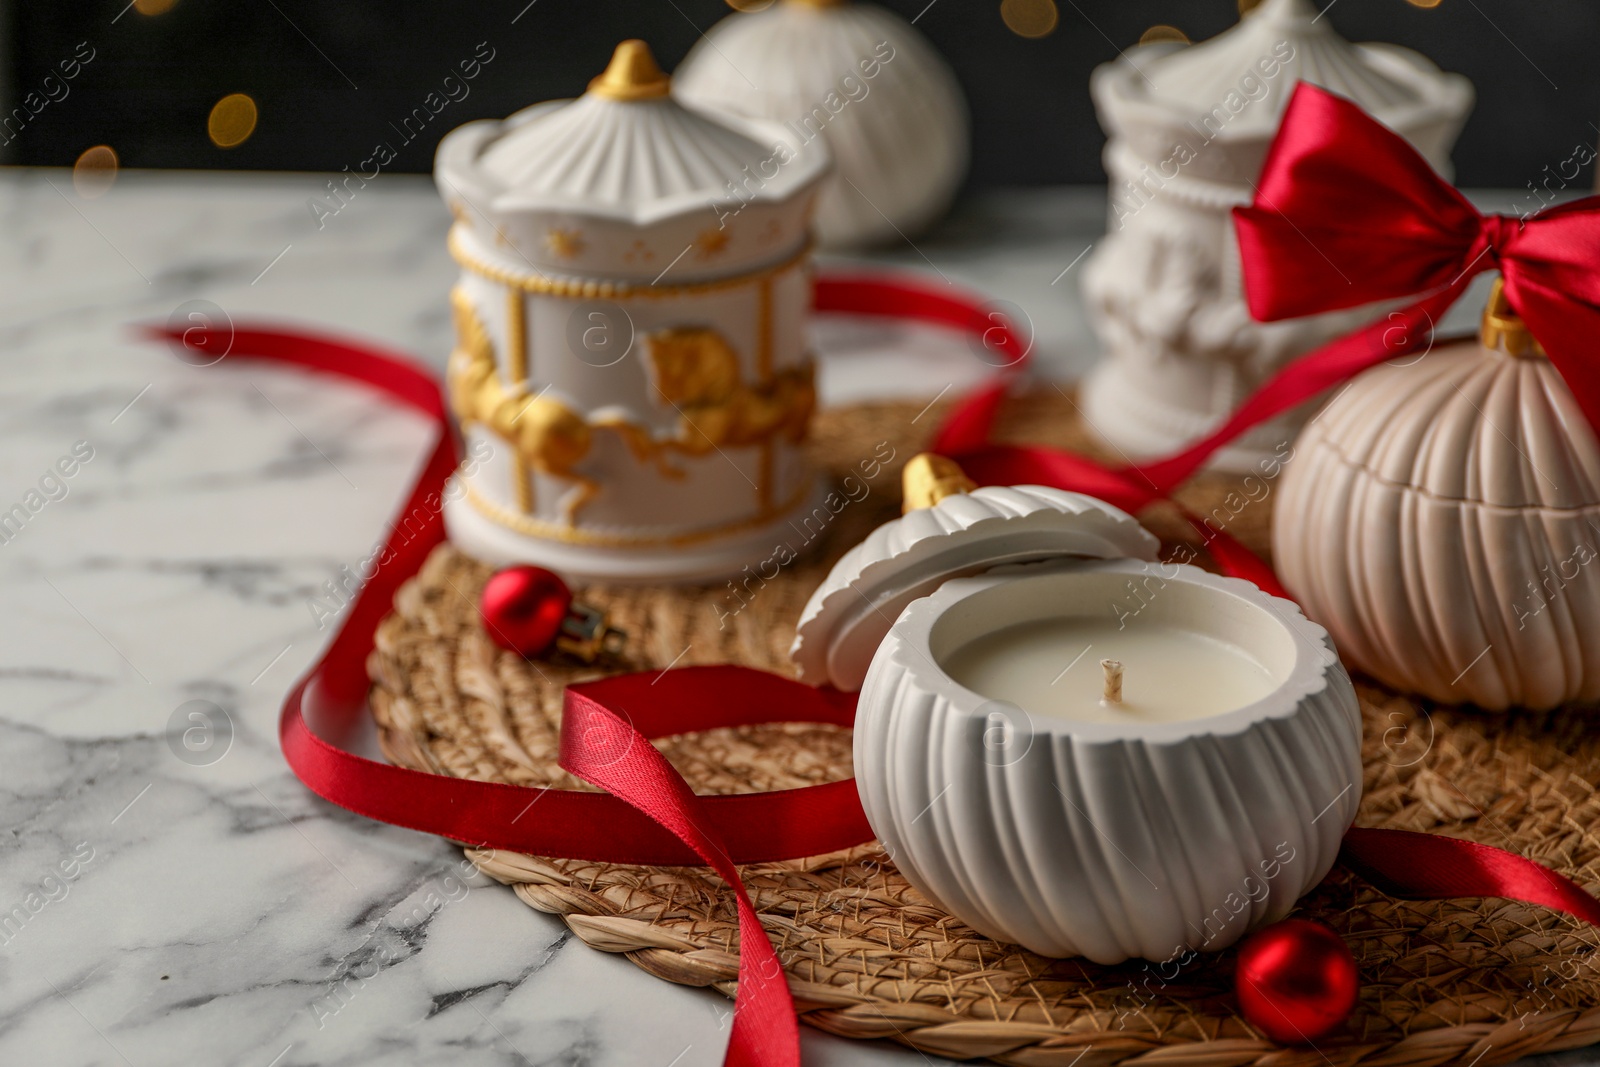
792,455,1361,964
942,618,1279,724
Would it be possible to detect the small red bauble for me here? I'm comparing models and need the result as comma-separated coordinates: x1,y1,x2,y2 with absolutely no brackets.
480,565,574,657
1235,919,1358,1044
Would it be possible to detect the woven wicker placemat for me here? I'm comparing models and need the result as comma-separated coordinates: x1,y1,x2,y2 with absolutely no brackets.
368,390,1600,1067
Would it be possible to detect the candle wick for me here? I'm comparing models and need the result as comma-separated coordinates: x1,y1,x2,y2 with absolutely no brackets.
1101,659,1124,706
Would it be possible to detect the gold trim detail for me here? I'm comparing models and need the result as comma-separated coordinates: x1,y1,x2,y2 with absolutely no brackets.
693,227,730,260
757,275,775,510
504,289,532,510
465,471,817,548
448,226,811,299
1482,276,1546,360
756,275,774,381
587,40,672,102
504,288,527,385
544,228,585,260
901,453,977,513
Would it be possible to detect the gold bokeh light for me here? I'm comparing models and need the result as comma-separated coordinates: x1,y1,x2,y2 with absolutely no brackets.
72,145,119,199
1139,24,1190,46
208,93,258,149
135,0,178,14
1000,0,1059,39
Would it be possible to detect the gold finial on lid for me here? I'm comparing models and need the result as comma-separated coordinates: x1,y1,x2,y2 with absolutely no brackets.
902,453,978,513
1481,276,1546,360
588,40,672,101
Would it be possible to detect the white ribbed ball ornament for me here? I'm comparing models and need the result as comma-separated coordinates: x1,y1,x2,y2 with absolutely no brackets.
674,0,969,249
1273,281,1600,711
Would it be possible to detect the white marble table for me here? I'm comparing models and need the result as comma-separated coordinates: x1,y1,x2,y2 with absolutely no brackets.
0,170,1583,1067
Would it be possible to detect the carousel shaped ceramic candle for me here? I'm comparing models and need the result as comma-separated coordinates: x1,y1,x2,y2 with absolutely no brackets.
1080,0,1472,471
793,456,1362,963
1274,281,1600,711
433,40,830,583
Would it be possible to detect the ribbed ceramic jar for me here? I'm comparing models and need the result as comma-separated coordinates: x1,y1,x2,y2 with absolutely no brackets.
853,560,1360,963
675,0,968,249
792,474,1362,963
1274,285,1600,710
433,40,830,583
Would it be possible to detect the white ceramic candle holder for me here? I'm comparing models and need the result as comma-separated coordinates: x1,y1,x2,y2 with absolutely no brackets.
433,40,831,583
1079,0,1471,473
793,470,1361,963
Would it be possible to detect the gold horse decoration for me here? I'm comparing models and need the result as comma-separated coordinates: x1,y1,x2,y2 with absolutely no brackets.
448,288,657,523
643,327,814,463
447,288,814,525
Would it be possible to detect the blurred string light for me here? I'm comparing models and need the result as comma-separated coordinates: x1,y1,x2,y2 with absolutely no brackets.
208,93,258,149
1139,24,1189,45
1000,0,1059,39
134,0,178,14
72,145,119,199
1406,0,1444,7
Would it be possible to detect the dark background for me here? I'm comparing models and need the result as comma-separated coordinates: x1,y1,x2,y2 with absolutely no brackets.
3,0,1595,191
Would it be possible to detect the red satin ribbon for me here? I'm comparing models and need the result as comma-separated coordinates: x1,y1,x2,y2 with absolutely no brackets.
145,246,1600,1066
909,85,1600,604
1120,84,1600,495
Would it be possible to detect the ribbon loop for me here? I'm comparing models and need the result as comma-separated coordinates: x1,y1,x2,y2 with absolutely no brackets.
1234,83,1600,438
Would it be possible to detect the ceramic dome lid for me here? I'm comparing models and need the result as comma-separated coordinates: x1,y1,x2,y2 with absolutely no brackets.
790,477,1160,692
434,40,830,283
1146,0,1420,134
1303,285,1600,510
1092,0,1471,171
672,0,969,249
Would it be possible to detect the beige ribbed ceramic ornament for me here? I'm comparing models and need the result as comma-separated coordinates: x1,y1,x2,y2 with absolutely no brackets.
674,0,969,249
1274,280,1600,710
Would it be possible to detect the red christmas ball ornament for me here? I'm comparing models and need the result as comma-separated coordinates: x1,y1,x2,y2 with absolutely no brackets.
480,565,574,657
1235,919,1358,1044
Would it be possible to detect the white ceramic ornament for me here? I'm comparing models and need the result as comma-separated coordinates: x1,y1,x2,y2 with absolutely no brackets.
1274,282,1600,711
1080,0,1472,472
674,0,969,249
793,457,1362,963
434,41,831,583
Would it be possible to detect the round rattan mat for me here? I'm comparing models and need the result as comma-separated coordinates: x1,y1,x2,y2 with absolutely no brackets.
369,390,1600,1067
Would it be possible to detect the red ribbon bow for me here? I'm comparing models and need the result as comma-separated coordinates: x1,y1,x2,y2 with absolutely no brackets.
1156,83,1600,483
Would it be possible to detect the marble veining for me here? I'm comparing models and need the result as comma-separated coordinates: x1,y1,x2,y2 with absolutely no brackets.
0,169,1574,1067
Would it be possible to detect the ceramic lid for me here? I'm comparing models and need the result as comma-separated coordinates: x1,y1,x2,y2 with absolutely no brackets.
789,484,1160,692
1092,0,1471,182
1303,281,1600,510
1145,0,1421,136
434,40,830,283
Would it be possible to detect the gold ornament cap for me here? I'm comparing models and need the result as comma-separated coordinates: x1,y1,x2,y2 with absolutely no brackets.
1481,276,1546,359
902,453,978,513
588,40,672,101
